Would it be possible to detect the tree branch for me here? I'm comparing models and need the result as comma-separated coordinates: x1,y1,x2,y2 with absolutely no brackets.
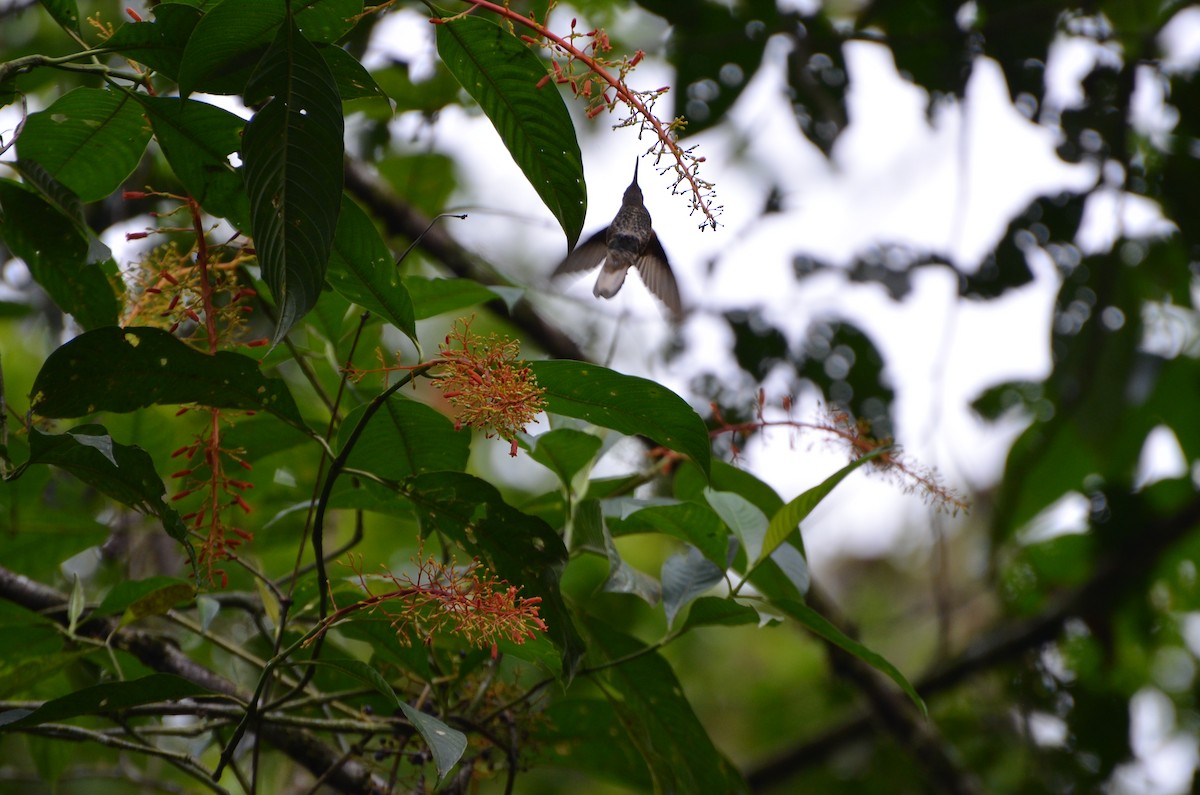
342,158,587,362
0,565,389,795
746,493,1200,791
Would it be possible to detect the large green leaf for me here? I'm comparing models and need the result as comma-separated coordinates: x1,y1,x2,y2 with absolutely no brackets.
435,15,586,250
0,180,119,330
136,96,250,229
294,0,362,44
326,196,417,344
243,21,345,342
37,0,80,33
581,617,750,794
530,360,711,477
0,675,211,729
29,326,306,429
105,3,204,80
609,501,729,567
404,471,584,674
338,396,468,479
661,547,725,626
5,425,188,547
177,0,285,96
528,428,603,490
309,658,466,780
16,88,152,202
12,158,114,268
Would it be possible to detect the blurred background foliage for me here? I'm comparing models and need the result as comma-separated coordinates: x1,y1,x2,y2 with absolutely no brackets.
2,0,1200,794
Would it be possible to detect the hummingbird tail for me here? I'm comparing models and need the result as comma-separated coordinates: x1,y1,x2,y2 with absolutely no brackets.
593,265,628,299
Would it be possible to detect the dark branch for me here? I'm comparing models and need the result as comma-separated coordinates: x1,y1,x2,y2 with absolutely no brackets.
0,565,389,795
746,493,1200,791
342,158,587,362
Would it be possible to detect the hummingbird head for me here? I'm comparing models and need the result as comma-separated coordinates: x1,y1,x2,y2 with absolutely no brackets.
621,159,643,206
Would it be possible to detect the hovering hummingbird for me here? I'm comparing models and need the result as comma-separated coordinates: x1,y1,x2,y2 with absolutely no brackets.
553,159,682,318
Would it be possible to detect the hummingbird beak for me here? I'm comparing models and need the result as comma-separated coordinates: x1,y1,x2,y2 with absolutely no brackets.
632,158,639,186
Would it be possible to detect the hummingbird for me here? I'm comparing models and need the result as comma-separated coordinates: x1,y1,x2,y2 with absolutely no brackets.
553,159,682,318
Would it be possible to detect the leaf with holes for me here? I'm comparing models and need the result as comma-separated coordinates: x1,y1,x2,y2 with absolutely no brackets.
29,326,305,429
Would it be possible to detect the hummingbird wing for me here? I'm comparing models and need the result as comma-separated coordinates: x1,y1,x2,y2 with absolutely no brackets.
635,232,682,318
552,227,609,276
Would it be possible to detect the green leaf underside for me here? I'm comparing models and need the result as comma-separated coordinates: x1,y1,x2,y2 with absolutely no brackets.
105,3,204,80
0,675,212,730
308,659,466,780
582,618,750,794
10,426,190,552
530,360,712,477
529,428,603,488
242,21,344,342
435,15,586,250
0,180,118,329
29,326,305,428
17,87,152,203
137,95,250,228
609,501,729,567
326,196,418,343
177,0,286,96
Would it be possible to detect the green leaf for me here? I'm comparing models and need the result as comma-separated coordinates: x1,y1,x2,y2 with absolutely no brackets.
705,489,767,563
0,674,212,729
678,596,760,633
404,471,584,674
38,0,80,33
530,360,712,477
29,326,306,429
178,0,285,96
326,196,417,344
9,426,189,549
338,395,469,479
435,15,586,249
320,44,388,101
759,448,887,565
17,88,152,202
402,276,500,320
774,598,927,716
676,459,783,516
94,577,193,617
11,160,111,265
581,617,750,794
118,582,197,629
609,501,729,567
529,428,602,490
243,21,345,342
397,702,466,780
661,547,725,626
105,3,204,79
308,659,467,780
295,0,361,44
66,575,84,638
600,522,661,606
136,96,250,228
0,180,119,329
